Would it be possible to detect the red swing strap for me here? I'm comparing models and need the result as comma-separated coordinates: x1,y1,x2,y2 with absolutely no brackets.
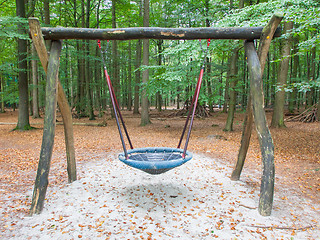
97,40,133,159
178,39,211,158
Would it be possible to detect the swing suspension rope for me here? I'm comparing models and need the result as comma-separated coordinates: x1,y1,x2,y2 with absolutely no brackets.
97,40,133,159
97,39,211,174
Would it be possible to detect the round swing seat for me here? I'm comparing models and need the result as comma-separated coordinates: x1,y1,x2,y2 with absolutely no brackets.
118,147,193,175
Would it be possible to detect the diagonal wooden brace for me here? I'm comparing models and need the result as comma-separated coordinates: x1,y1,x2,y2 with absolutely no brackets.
29,18,77,215
245,41,275,216
29,40,62,215
231,13,283,216
231,14,283,182
29,18,76,184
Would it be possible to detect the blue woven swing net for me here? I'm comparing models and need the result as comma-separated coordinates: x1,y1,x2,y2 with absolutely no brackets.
119,147,193,175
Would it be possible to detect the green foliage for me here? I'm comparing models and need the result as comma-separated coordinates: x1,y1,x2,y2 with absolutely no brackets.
0,17,29,39
283,77,320,93
0,0,319,113
1,76,19,106
219,0,320,52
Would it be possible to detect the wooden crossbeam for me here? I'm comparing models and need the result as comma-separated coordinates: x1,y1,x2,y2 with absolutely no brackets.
37,25,281,41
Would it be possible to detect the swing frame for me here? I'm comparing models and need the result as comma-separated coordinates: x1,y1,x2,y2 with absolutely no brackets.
28,14,283,216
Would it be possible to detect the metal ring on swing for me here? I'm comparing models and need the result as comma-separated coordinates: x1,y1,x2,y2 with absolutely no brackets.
119,147,193,175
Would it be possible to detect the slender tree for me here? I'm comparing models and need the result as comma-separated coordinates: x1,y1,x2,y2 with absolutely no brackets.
86,0,95,120
133,0,143,114
224,0,244,130
306,44,316,108
134,39,142,114
32,43,40,118
112,0,120,103
0,76,4,113
140,0,151,125
271,21,293,128
156,40,163,112
288,36,299,113
224,47,239,131
127,41,133,111
15,0,31,130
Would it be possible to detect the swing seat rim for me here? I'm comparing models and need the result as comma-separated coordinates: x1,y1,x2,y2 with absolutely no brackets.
118,147,193,170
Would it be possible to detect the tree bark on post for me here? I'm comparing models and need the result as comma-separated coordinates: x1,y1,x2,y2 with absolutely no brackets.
29,40,62,215
245,41,275,216
231,14,283,181
29,18,77,184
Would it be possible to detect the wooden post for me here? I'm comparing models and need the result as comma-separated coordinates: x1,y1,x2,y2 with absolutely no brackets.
29,40,62,215
245,41,275,216
231,14,283,181
29,18,77,183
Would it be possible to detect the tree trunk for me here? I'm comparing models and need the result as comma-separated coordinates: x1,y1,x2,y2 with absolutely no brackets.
242,54,248,108
271,49,277,106
307,46,316,107
219,58,224,108
156,40,163,112
305,50,312,109
204,1,213,112
112,0,120,105
177,87,180,109
86,0,95,120
140,0,151,125
224,47,239,131
28,45,33,116
239,0,245,8
317,57,320,120
16,0,31,130
207,58,213,112
95,44,103,115
43,0,50,49
222,57,230,113
271,21,293,128
75,0,86,116
32,43,40,118
0,76,4,113
317,94,320,121
133,39,142,114
44,0,50,25
127,41,133,111
95,0,103,116
288,36,299,113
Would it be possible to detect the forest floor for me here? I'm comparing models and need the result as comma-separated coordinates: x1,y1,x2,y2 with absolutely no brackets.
0,108,319,239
